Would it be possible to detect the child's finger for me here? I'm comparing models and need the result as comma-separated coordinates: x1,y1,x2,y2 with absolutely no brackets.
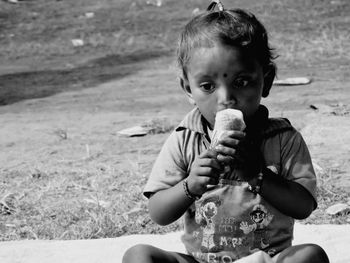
222,130,246,139
216,154,234,164
199,149,218,159
215,145,236,157
197,158,223,171
191,173,219,188
195,166,221,178
218,137,240,148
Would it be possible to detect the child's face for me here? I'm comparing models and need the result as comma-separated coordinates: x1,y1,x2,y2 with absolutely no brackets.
181,44,269,129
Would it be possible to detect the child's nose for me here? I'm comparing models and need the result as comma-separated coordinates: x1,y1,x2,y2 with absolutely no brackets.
217,86,237,110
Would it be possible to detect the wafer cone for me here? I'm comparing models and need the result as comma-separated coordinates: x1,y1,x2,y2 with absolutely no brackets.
208,109,246,183
210,109,246,148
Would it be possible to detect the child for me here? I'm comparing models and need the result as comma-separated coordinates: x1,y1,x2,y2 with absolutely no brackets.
123,1,329,262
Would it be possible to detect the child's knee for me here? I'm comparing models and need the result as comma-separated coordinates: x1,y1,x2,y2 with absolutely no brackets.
277,244,329,263
304,244,329,263
122,244,151,263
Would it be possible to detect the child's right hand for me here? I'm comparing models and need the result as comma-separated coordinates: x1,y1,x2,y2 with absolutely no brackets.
186,150,223,196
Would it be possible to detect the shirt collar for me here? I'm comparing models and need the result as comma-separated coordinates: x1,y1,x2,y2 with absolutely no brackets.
175,105,292,138
246,105,293,140
175,107,207,134
245,105,269,138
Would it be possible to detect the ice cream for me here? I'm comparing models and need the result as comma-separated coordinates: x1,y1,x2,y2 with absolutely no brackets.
210,109,246,149
208,109,246,183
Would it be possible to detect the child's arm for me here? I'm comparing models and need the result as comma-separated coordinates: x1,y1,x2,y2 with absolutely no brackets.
256,168,315,219
148,150,222,225
215,130,316,220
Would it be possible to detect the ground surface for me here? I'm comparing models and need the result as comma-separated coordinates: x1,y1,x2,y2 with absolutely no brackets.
1,224,350,263
0,0,349,241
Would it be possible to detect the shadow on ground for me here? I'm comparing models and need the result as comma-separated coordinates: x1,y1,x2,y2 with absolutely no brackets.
0,50,170,106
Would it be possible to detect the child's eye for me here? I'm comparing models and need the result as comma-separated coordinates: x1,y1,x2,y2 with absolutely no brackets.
233,78,249,89
199,82,215,92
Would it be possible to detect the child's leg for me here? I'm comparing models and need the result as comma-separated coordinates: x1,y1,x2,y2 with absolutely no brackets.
122,244,199,263
275,244,329,263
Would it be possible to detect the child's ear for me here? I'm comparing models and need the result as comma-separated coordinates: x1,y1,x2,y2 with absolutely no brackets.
180,77,196,105
262,64,276,98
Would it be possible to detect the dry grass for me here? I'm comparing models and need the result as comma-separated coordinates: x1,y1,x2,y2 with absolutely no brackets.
142,118,176,135
302,165,350,225
0,117,348,241
0,161,178,241
0,118,180,241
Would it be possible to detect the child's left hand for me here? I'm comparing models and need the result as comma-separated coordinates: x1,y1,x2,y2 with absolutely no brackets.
214,131,261,181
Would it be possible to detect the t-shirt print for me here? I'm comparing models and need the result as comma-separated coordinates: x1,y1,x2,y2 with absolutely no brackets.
181,181,293,263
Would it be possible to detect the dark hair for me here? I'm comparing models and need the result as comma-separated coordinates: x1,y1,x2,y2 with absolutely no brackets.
177,7,277,79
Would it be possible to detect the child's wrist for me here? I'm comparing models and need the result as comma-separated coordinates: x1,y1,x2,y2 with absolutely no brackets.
247,169,264,195
183,179,201,201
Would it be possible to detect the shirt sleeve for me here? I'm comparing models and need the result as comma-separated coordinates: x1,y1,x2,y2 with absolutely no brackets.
280,129,317,207
143,130,188,198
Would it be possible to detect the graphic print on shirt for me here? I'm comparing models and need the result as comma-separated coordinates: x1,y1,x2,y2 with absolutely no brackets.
195,195,222,253
239,204,274,252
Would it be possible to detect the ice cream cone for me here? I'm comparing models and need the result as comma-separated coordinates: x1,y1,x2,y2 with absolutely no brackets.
208,109,246,183
210,109,246,149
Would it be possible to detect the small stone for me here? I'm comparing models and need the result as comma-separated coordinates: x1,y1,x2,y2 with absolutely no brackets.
85,12,95,18
146,0,162,7
325,203,350,216
192,8,200,15
0,193,18,215
117,126,150,137
83,198,111,209
273,77,312,86
71,39,84,47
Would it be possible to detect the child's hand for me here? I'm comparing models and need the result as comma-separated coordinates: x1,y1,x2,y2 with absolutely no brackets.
214,131,261,181
187,150,223,196
214,130,245,164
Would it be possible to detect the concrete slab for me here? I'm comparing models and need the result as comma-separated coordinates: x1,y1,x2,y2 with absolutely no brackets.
0,223,349,263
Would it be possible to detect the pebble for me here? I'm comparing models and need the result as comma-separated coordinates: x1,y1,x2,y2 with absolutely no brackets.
325,203,350,216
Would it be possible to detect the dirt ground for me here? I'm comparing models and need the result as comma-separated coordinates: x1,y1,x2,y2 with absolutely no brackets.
1,56,350,187
0,54,350,240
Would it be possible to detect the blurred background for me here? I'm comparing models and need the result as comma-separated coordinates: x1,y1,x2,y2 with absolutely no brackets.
1,0,349,105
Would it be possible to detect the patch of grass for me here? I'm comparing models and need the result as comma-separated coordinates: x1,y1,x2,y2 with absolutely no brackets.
142,117,176,135
301,165,350,225
1,137,348,241
0,154,180,241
